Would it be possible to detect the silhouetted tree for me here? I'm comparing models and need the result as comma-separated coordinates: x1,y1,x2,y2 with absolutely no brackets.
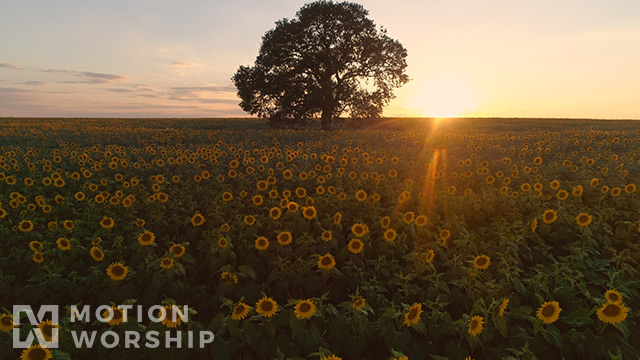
232,1,409,130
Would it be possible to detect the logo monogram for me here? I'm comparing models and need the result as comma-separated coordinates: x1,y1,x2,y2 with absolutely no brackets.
13,305,59,349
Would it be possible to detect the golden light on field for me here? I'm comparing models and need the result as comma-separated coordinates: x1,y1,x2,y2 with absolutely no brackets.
406,75,481,118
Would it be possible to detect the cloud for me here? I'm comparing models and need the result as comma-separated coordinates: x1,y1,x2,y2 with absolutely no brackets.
0,63,23,70
166,61,202,76
19,81,47,86
106,88,132,93
63,71,127,84
167,85,237,104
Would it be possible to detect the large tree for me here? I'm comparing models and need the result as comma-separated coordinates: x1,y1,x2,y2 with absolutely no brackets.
232,1,409,130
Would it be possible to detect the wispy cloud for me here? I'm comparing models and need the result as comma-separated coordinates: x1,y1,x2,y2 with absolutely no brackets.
166,61,202,76
19,81,47,86
61,71,127,84
0,63,23,70
167,85,237,103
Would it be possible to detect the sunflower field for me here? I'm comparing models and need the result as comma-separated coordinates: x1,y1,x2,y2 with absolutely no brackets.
1,117,639,360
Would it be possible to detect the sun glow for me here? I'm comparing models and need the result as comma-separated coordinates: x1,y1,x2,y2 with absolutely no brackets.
406,75,481,118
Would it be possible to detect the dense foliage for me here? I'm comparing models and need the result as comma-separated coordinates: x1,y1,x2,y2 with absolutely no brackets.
1,118,639,360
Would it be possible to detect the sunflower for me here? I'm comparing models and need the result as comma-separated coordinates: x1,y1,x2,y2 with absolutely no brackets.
0,313,16,332
252,195,263,206
137,231,156,246
53,237,69,251
415,215,427,227
355,190,367,202
321,230,332,242
89,246,104,261
256,297,278,318
531,218,538,232
402,211,415,224
352,298,366,310
169,244,186,258
269,207,282,220
425,249,435,263
160,257,174,269
625,183,637,194
244,215,256,226
348,238,364,254
37,319,58,342
287,201,299,213
317,253,336,270
106,262,129,281
596,302,629,325
160,305,185,328
320,355,342,360
403,303,422,327
575,213,592,227
380,216,391,228
191,213,205,226
32,252,44,263
499,298,509,317
103,306,126,326
29,241,43,252
277,231,292,246
536,301,561,324
468,315,484,336
20,345,52,360
439,229,451,241
473,255,490,270
218,237,228,248
294,299,317,319
302,206,317,220
100,216,114,229
604,289,623,304
232,302,251,320
556,190,569,200
18,220,34,232
221,271,238,284
255,236,270,251
542,209,558,224
351,223,369,237
136,219,145,227
333,212,342,224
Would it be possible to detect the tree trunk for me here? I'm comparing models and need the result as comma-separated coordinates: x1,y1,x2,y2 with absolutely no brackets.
321,107,332,130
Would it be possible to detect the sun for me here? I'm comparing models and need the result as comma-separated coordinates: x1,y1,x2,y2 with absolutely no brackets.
405,75,480,118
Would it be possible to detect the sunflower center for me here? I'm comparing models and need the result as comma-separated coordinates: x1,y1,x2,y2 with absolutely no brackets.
111,266,124,276
258,239,266,246
408,309,418,320
470,319,479,329
234,305,245,315
579,215,588,223
321,257,332,266
541,305,556,317
113,310,123,319
545,213,553,220
29,348,47,360
61,240,69,247
602,304,621,317
93,249,102,257
173,247,183,255
142,234,151,241
299,303,311,312
608,293,619,302
41,324,52,337
21,222,30,229
476,257,487,266
103,219,112,226
1,317,12,325
351,241,361,249
260,301,273,312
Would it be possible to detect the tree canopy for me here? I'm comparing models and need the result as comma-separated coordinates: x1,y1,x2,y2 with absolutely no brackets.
232,1,409,130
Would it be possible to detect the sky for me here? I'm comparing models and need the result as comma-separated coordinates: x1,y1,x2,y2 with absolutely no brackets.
1,0,640,119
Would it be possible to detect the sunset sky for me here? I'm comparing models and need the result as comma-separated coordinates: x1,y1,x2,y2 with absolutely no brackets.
1,0,639,119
